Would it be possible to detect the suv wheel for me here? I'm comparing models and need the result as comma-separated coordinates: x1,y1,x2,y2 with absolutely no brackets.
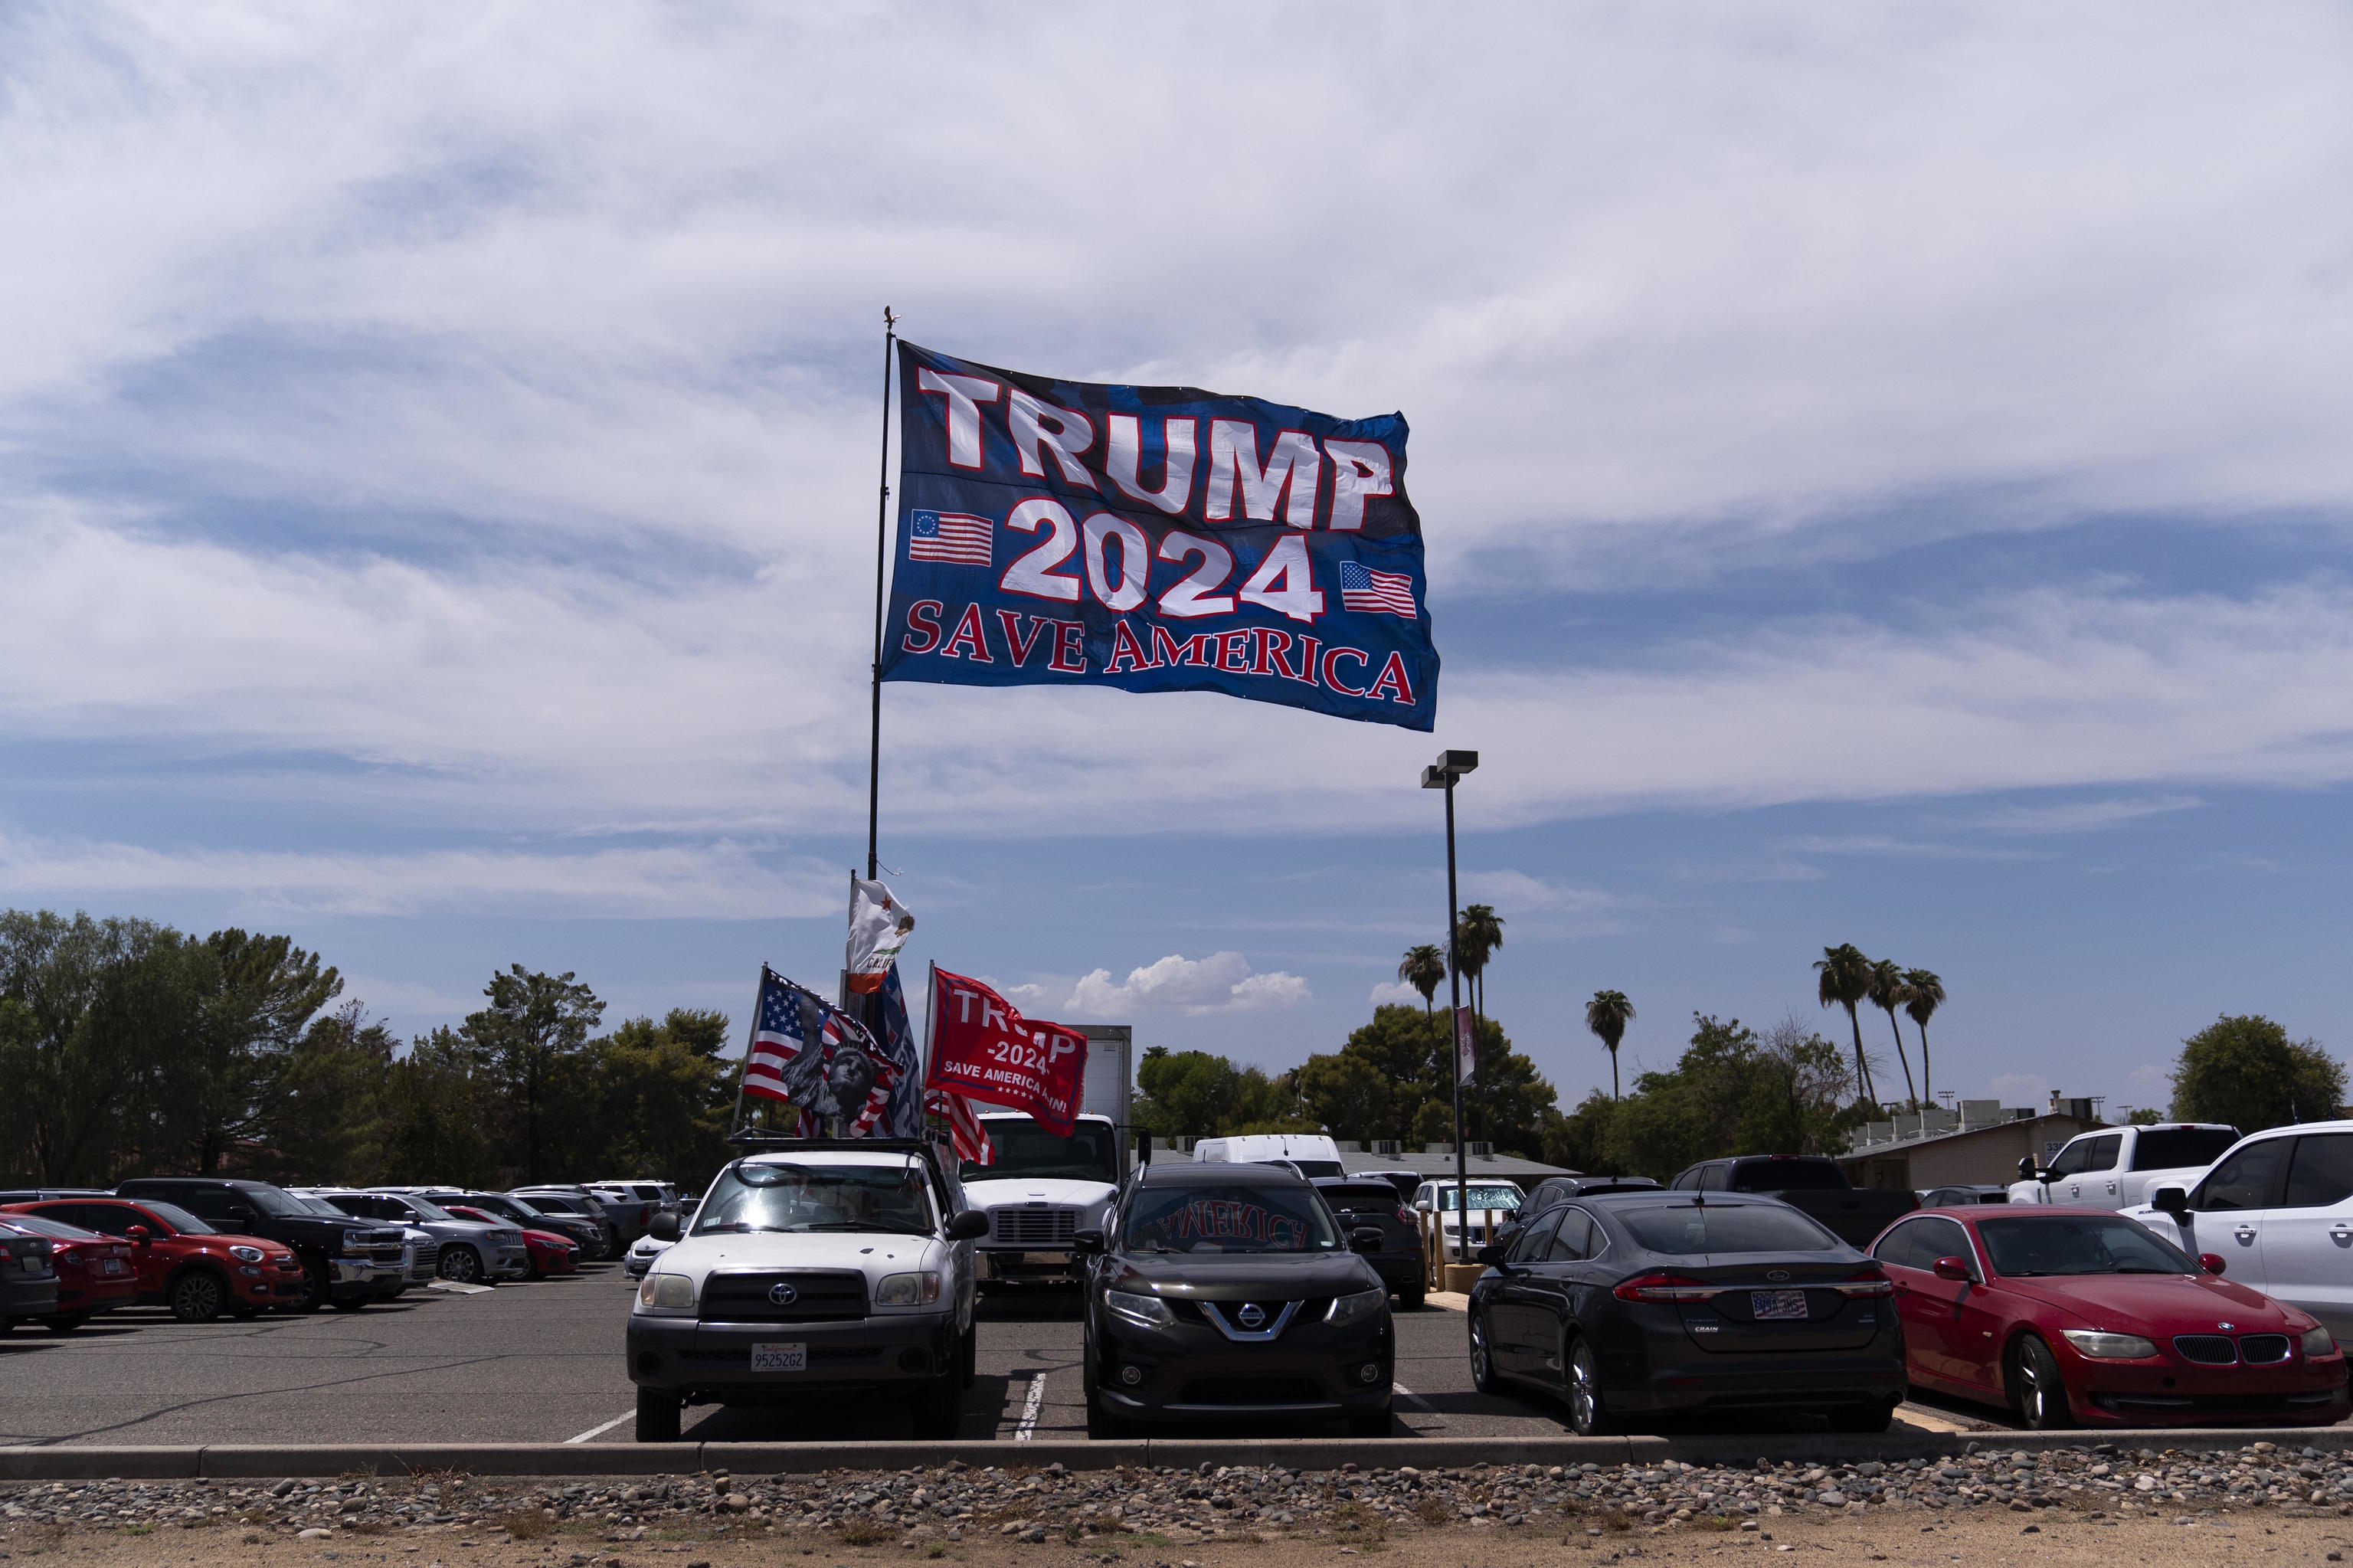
169,1268,227,1324
439,1245,483,1284
635,1387,682,1443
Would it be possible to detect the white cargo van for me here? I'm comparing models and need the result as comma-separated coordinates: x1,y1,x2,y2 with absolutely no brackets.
1191,1133,1347,1179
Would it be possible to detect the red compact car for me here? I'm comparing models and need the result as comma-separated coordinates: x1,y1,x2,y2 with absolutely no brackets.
1870,1205,2350,1428
447,1206,578,1278
0,1215,136,1332
3,1198,304,1322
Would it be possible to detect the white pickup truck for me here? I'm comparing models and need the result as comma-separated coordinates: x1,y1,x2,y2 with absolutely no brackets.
2007,1122,2239,1210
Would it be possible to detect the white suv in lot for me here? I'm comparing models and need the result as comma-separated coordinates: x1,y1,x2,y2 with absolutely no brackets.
2129,1119,2353,1346
626,1140,988,1442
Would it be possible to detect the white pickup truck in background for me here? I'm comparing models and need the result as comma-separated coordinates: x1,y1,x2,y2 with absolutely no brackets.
2008,1121,2240,1210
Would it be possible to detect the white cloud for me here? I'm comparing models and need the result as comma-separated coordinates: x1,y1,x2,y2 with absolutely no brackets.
1065,952,1310,1017
1367,980,1425,1007
1968,796,2202,836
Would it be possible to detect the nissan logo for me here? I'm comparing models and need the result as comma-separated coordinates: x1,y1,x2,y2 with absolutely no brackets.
1237,1303,1265,1329
1766,1270,1791,1283
768,1282,798,1306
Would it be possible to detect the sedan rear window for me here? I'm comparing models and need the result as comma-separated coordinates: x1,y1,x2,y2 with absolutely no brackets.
1320,1185,1406,1213
1618,1203,1841,1254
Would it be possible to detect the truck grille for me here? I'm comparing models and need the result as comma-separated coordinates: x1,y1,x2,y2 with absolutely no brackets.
407,1242,440,1281
990,1206,1078,1246
699,1270,867,1323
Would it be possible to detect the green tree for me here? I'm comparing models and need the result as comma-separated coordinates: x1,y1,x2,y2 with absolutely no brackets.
2171,1015,2345,1133
380,1026,498,1185
2127,1106,2164,1126
1396,944,1446,1017
1133,1047,1307,1138
1455,905,1504,1026
589,1009,737,1187
461,966,605,1182
1864,957,1917,1109
1901,968,1945,1108
1294,1051,1392,1144
1586,989,1635,1101
175,929,344,1174
255,1000,396,1183
1813,943,1877,1105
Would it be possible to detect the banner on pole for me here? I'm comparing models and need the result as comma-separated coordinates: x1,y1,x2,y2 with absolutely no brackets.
880,342,1437,731
1455,1005,1476,1086
924,966,1088,1136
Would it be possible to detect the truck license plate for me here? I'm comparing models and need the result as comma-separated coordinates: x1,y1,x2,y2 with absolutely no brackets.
750,1342,807,1372
1750,1290,1809,1321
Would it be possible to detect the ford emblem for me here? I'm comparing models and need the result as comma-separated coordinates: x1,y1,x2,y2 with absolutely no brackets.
1237,1303,1265,1329
1766,1270,1791,1283
769,1282,798,1306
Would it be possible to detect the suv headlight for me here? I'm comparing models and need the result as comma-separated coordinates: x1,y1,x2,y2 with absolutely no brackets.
1105,1288,1173,1331
637,1272,698,1314
1327,1288,1387,1327
875,1272,941,1308
227,1245,266,1263
2061,1329,2158,1359
2305,1325,2338,1357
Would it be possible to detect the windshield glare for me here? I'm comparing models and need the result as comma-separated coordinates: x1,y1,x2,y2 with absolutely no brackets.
407,1199,461,1223
1125,1183,1341,1254
695,1162,935,1237
1979,1216,2194,1277
964,1119,1117,1183
1431,1187,1523,1211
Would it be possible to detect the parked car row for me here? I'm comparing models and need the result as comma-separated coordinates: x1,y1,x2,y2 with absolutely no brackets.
0,1174,668,1331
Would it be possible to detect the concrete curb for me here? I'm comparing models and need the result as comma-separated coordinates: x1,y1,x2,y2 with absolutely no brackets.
4,1429,2350,1481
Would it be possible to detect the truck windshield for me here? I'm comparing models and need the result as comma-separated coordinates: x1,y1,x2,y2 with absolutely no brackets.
966,1119,1118,1183
695,1161,935,1237
1729,1160,1848,1192
2131,1129,2240,1171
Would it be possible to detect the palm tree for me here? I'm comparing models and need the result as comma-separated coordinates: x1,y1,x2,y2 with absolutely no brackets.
1586,990,1635,1101
1902,968,1946,1108
1396,944,1446,1019
1865,957,1919,1108
1455,905,1504,1026
1814,943,1877,1105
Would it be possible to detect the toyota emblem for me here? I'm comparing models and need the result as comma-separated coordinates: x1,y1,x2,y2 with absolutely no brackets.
768,1282,798,1306
1766,1270,1791,1283
1237,1302,1266,1330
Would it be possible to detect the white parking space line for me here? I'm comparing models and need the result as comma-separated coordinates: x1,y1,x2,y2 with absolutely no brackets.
565,1411,633,1444
1392,1381,1437,1413
1014,1373,1046,1441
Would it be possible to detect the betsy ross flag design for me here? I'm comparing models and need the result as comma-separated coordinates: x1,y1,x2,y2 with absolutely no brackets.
1339,561,1417,617
908,509,993,565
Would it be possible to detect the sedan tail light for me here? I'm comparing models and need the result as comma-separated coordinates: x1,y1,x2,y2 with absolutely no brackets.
1613,1272,1720,1303
1831,1268,1894,1297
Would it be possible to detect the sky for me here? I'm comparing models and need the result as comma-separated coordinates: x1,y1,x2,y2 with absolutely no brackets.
3,3,2351,1123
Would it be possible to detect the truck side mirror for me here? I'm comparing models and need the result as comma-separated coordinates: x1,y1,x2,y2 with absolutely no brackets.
945,1210,990,1242
647,1213,680,1242
2016,1155,2038,1183
2152,1186,2190,1222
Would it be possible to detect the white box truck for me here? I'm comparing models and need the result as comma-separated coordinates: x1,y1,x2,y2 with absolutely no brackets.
961,1024,1131,1288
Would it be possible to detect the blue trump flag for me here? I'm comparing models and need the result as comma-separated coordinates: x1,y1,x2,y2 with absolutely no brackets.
880,342,1437,730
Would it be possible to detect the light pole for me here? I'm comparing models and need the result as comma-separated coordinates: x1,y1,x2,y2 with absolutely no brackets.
1422,748,1478,1267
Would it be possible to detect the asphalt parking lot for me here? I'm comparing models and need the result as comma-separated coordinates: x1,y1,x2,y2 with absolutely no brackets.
0,1263,2008,1446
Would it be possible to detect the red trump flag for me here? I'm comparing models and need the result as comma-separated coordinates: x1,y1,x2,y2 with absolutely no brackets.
924,967,1088,1137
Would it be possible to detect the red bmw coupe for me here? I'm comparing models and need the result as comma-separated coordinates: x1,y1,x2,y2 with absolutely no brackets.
1870,1205,2349,1428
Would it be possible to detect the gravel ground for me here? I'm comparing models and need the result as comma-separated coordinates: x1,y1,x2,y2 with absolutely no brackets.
11,1439,2353,1559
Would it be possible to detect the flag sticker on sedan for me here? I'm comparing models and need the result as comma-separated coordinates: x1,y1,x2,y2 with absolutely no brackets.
1751,1290,1810,1321
750,1342,807,1372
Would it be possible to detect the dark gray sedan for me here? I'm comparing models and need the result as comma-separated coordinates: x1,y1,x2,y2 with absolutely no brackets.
1466,1193,1906,1435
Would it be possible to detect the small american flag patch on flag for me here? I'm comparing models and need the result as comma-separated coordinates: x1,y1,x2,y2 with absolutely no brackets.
908,509,993,565
1340,560,1417,617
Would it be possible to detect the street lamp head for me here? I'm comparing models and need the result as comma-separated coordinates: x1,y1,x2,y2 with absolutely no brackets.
1421,748,1478,788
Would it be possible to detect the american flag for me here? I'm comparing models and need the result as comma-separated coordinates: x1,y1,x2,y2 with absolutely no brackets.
908,509,993,565
927,1088,993,1167
743,969,806,1102
1340,560,1417,617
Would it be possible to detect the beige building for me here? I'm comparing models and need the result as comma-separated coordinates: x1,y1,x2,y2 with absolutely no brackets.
1838,1107,2106,1192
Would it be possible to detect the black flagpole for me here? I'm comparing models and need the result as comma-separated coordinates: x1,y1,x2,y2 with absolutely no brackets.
866,307,897,883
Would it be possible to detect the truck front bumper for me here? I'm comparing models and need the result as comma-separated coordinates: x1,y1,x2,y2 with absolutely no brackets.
976,1249,1079,1284
627,1311,959,1399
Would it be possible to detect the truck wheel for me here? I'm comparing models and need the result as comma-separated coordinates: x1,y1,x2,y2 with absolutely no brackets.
439,1245,483,1283
635,1387,682,1443
292,1254,329,1314
960,1325,977,1389
170,1268,228,1324
912,1372,962,1439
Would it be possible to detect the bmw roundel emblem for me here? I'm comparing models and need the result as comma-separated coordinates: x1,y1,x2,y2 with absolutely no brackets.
769,1282,798,1306
2217,1321,2234,1331
1237,1303,1265,1329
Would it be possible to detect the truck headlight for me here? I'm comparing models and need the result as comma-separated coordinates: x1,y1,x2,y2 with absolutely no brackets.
2061,1329,2158,1359
875,1271,941,1307
2305,1325,2338,1357
342,1229,370,1255
637,1273,698,1314
1326,1288,1387,1327
228,1245,266,1263
1105,1288,1173,1331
